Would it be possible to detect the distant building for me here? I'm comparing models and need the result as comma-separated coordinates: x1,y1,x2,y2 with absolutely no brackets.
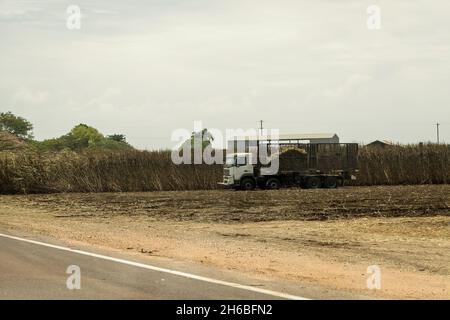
277,133,340,144
366,140,395,148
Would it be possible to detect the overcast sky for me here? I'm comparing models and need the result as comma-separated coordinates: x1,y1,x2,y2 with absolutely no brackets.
1,0,449,149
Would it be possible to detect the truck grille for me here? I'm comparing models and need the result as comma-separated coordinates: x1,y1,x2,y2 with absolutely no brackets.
223,168,230,176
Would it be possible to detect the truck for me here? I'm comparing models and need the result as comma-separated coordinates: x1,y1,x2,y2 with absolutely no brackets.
220,138,359,190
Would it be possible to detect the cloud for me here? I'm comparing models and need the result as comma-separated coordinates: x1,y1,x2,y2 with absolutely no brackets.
323,74,372,99
85,87,122,111
12,88,49,105
0,0,43,21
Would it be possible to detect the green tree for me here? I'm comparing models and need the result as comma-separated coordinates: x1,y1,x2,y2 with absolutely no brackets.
107,134,127,143
0,111,34,139
35,124,133,151
69,124,104,150
184,128,214,150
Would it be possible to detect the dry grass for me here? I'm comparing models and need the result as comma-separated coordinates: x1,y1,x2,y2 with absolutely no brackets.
0,143,449,194
0,150,221,194
356,144,450,185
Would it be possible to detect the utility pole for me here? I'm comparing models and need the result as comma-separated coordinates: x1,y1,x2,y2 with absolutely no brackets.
257,120,264,166
436,123,440,144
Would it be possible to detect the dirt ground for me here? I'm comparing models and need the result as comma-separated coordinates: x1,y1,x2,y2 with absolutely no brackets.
0,185,449,299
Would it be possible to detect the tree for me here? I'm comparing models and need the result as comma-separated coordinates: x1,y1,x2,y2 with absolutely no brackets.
107,134,127,143
69,124,104,150
35,124,133,151
187,128,214,150
0,111,34,139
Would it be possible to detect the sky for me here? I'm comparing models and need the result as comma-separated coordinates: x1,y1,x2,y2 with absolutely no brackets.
1,0,449,149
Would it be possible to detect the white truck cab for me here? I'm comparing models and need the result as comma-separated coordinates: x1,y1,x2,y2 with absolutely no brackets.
221,153,254,188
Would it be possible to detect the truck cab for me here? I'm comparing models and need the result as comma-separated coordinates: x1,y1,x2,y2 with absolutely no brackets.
221,153,254,189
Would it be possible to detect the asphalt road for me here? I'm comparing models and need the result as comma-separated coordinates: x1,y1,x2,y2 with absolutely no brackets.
0,233,306,300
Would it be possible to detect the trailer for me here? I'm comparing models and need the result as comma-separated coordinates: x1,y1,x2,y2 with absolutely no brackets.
220,136,359,190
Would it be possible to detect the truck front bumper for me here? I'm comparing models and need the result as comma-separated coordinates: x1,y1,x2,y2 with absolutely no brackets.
218,176,238,188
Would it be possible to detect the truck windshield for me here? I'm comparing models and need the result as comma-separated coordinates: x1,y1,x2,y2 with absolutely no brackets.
225,155,235,167
236,156,246,165
225,155,248,166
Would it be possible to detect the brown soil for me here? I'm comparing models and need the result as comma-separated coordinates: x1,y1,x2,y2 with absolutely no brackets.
6,185,449,222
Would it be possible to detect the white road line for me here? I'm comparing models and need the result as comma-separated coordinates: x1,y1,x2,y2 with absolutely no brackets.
0,232,309,300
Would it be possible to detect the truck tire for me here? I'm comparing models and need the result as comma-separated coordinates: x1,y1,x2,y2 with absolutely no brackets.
323,176,338,188
266,178,281,190
305,176,321,189
240,178,256,191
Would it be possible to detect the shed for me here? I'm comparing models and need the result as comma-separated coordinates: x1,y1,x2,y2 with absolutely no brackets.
366,140,395,148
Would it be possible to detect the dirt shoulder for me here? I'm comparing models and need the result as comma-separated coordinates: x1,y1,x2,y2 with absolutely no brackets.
0,186,449,299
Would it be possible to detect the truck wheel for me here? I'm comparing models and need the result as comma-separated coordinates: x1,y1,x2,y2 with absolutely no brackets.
305,176,321,189
324,176,338,188
240,178,256,191
266,178,281,190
